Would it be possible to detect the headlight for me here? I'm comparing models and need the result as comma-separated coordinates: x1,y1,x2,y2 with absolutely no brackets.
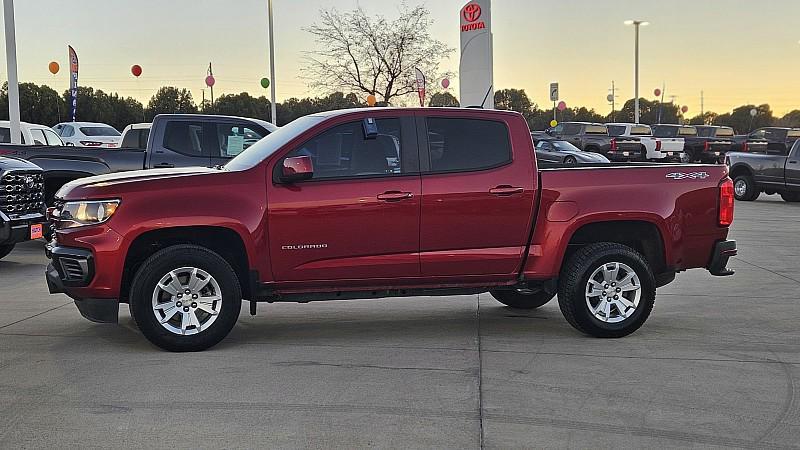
56,200,120,229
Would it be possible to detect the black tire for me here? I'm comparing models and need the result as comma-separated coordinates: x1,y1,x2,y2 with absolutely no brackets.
557,242,656,338
780,191,800,202
733,175,759,201
129,244,242,352
563,156,577,165
0,244,15,260
490,290,554,309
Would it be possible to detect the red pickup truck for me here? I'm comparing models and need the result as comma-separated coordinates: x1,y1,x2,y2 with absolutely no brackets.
45,108,737,351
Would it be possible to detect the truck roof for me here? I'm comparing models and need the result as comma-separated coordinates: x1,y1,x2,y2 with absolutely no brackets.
152,114,278,132
306,107,524,119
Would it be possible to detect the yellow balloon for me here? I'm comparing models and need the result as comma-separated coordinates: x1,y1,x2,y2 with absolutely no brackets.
550,120,558,127
48,61,59,75
367,94,377,107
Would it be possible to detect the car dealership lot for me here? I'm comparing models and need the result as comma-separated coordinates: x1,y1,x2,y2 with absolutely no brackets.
0,197,798,449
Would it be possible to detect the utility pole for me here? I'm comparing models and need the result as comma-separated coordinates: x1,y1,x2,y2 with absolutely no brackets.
608,81,617,122
700,90,704,120
207,62,214,106
267,0,277,125
625,20,649,124
3,0,21,144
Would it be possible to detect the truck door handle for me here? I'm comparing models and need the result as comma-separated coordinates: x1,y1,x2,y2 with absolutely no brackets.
377,191,413,201
153,163,174,168
489,185,524,196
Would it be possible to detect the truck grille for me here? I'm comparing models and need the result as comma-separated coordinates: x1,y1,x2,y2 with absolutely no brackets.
0,171,45,217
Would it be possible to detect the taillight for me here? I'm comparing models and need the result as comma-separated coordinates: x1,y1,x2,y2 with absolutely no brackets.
704,141,710,152
79,141,102,147
610,138,617,151
719,178,734,226
655,140,662,151
742,142,748,152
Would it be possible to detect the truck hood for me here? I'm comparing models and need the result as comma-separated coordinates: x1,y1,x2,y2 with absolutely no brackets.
0,155,42,173
57,167,222,200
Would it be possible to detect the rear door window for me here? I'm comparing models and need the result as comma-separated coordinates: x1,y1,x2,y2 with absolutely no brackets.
162,121,207,157
30,129,47,145
42,129,63,146
425,118,511,173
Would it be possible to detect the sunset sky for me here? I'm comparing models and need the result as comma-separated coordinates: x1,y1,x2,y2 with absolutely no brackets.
1,0,799,116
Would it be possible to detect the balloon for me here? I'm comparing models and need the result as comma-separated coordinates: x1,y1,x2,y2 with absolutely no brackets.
260,77,270,89
131,64,142,77
205,75,216,87
681,105,689,113
48,61,59,75
654,88,662,97
557,101,567,111
441,78,450,89
550,120,558,127
367,94,377,106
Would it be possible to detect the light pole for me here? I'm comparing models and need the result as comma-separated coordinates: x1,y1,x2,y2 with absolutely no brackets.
3,0,21,144
267,0,277,125
625,20,649,124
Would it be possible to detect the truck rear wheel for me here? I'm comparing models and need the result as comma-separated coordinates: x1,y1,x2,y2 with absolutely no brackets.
780,191,800,202
129,244,242,352
490,290,554,309
733,175,759,201
557,243,655,338
0,244,15,260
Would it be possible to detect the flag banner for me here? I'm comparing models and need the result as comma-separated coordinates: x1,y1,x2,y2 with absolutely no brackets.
415,68,426,107
68,45,79,121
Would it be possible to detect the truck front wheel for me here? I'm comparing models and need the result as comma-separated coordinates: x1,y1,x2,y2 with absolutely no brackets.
0,244,15,260
558,243,655,338
129,244,242,352
490,290,554,309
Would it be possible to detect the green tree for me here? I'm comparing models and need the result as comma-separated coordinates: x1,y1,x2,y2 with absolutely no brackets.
494,89,533,114
776,110,800,128
560,106,605,123
713,104,773,133
146,87,198,119
428,92,459,107
617,98,680,124
58,86,144,130
208,92,271,121
0,82,66,126
688,112,718,125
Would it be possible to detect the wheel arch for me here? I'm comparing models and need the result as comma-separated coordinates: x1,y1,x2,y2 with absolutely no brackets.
562,220,667,275
121,225,252,303
729,163,754,180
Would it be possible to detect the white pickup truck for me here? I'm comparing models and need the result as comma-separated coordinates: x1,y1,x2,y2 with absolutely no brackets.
607,123,685,161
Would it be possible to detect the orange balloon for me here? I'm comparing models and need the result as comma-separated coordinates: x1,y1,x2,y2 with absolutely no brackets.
367,94,377,107
48,61,59,75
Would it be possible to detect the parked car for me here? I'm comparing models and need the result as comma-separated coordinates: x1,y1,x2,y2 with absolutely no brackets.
45,108,736,351
1,114,277,204
533,138,610,165
727,139,800,202
120,123,151,150
606,123,684,161
0,121,64,146
546,122,641,161
652,124,731,163
0,156,46,260
731,127,800,155
53,122,122,148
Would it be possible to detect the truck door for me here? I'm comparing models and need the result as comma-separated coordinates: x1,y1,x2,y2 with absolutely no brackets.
786,141,800,190
146,120,214,169
418,114,536,278
267,115,421,283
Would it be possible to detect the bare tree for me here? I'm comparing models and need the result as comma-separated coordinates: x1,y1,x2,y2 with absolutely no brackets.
303,4,453,106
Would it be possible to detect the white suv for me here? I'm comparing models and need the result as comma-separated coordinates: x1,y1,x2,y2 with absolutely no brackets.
0,121,63,146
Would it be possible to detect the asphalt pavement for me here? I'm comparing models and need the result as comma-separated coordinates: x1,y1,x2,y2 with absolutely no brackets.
0,195,798,449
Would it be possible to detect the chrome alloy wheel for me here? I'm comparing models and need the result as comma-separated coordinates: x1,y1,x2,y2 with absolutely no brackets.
151,267,223,335
585,262,641,323
734,179,748,198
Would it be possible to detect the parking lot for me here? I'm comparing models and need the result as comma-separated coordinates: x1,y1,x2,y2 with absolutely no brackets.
0,197,797,449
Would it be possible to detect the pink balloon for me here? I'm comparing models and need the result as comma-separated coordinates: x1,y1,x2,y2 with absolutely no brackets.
441,78,450,89
654,88,661,97
557,101,567,111
205,75,216,87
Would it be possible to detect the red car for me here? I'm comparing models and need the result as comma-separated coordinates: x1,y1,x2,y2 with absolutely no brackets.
46,108,736,351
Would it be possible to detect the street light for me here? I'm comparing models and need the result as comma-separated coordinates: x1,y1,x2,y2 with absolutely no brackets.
625,20,649,124
267,0,277,125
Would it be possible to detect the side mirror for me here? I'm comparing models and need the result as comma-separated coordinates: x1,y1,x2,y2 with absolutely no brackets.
281,156,314,183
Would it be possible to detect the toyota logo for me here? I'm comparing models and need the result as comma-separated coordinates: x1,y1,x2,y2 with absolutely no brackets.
463,3,482,23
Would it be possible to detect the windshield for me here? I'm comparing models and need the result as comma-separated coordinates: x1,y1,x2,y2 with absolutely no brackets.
551,140,580,152
80,126,121,136
225,115,325,171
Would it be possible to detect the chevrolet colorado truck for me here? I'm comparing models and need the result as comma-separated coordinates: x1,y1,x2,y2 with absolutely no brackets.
0,156,46,260
0,114,276,204
606,123,685,161
546,122,641,161
727,139,800,202
45,108,737,352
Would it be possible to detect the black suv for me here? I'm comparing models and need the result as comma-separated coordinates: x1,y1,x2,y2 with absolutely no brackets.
0,156,46,260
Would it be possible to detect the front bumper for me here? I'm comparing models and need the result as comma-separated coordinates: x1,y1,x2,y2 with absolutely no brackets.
708,240,737,276
0,212,46,245
46,251,119,324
